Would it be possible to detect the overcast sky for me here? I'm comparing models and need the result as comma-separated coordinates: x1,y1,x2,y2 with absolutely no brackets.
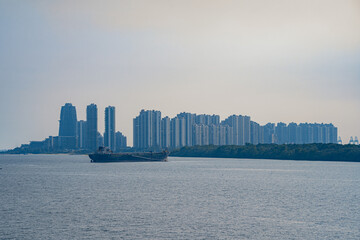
0,0,359,149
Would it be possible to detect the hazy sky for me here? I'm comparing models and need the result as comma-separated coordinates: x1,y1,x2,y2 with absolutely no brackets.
0,0,359,149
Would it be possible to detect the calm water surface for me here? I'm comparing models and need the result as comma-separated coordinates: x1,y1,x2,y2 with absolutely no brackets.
0,154,359,239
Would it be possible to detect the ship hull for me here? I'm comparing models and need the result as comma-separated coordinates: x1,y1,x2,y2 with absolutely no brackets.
89,152,168,163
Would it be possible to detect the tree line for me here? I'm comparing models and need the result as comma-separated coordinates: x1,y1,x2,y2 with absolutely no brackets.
170,144,360,162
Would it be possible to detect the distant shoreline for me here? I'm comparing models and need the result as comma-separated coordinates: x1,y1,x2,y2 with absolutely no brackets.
1,153,359,163
0,152,89,156
170,144,360,163
2,144,360,163
170,155,360,163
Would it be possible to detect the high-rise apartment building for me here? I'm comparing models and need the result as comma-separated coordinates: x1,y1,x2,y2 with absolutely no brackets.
313,124,321,143
201,124,209,145
222,115,250,145
170,117,180,148
176,113,196,146
133,116,140,149
161,117,170,149
133,110,161,150
97,132,104,147
76,120,87,149
288,122,298,144
192,124,202,146
219,125,226,145
191,124,210,146
58,103,77,149
209,124,220,145
225,125,234,145
115,131,127,151
243,116,251,144
250,121,261,145
104,106,116,151
223,115,239,145
59,103,77,137
276,122,288,144
329,124,338,144
86,104,98,151
263,123,275,144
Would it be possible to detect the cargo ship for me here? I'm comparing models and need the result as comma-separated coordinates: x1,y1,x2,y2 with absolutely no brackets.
89,147,168,163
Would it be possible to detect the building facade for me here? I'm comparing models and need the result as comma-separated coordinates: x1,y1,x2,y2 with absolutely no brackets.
115,131,127,151
58,103,77,149
104,106,116,151
132,110,339,149
86,104,98,151
133,110,161,150
161,117,170,149
76,120,87,149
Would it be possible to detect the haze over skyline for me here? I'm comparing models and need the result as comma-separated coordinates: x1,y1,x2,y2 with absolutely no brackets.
1,0,359,149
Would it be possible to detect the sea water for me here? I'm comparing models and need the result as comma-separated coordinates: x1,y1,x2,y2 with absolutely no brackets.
0,154,359,239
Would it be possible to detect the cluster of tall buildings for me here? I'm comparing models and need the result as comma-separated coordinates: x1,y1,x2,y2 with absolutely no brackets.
261,122,338,144
133,110,338,150
19,103,127,153
56,103,127,151
13,105,339,153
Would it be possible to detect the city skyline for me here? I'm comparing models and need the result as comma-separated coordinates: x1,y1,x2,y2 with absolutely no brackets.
0,100,358,150
132,109,338,151
5,103,343,153
3,101,360,150
0,1,359,149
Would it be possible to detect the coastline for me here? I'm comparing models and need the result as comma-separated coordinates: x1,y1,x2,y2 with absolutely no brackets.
169,155,360,163
2,143,360,163
170,144,360,163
